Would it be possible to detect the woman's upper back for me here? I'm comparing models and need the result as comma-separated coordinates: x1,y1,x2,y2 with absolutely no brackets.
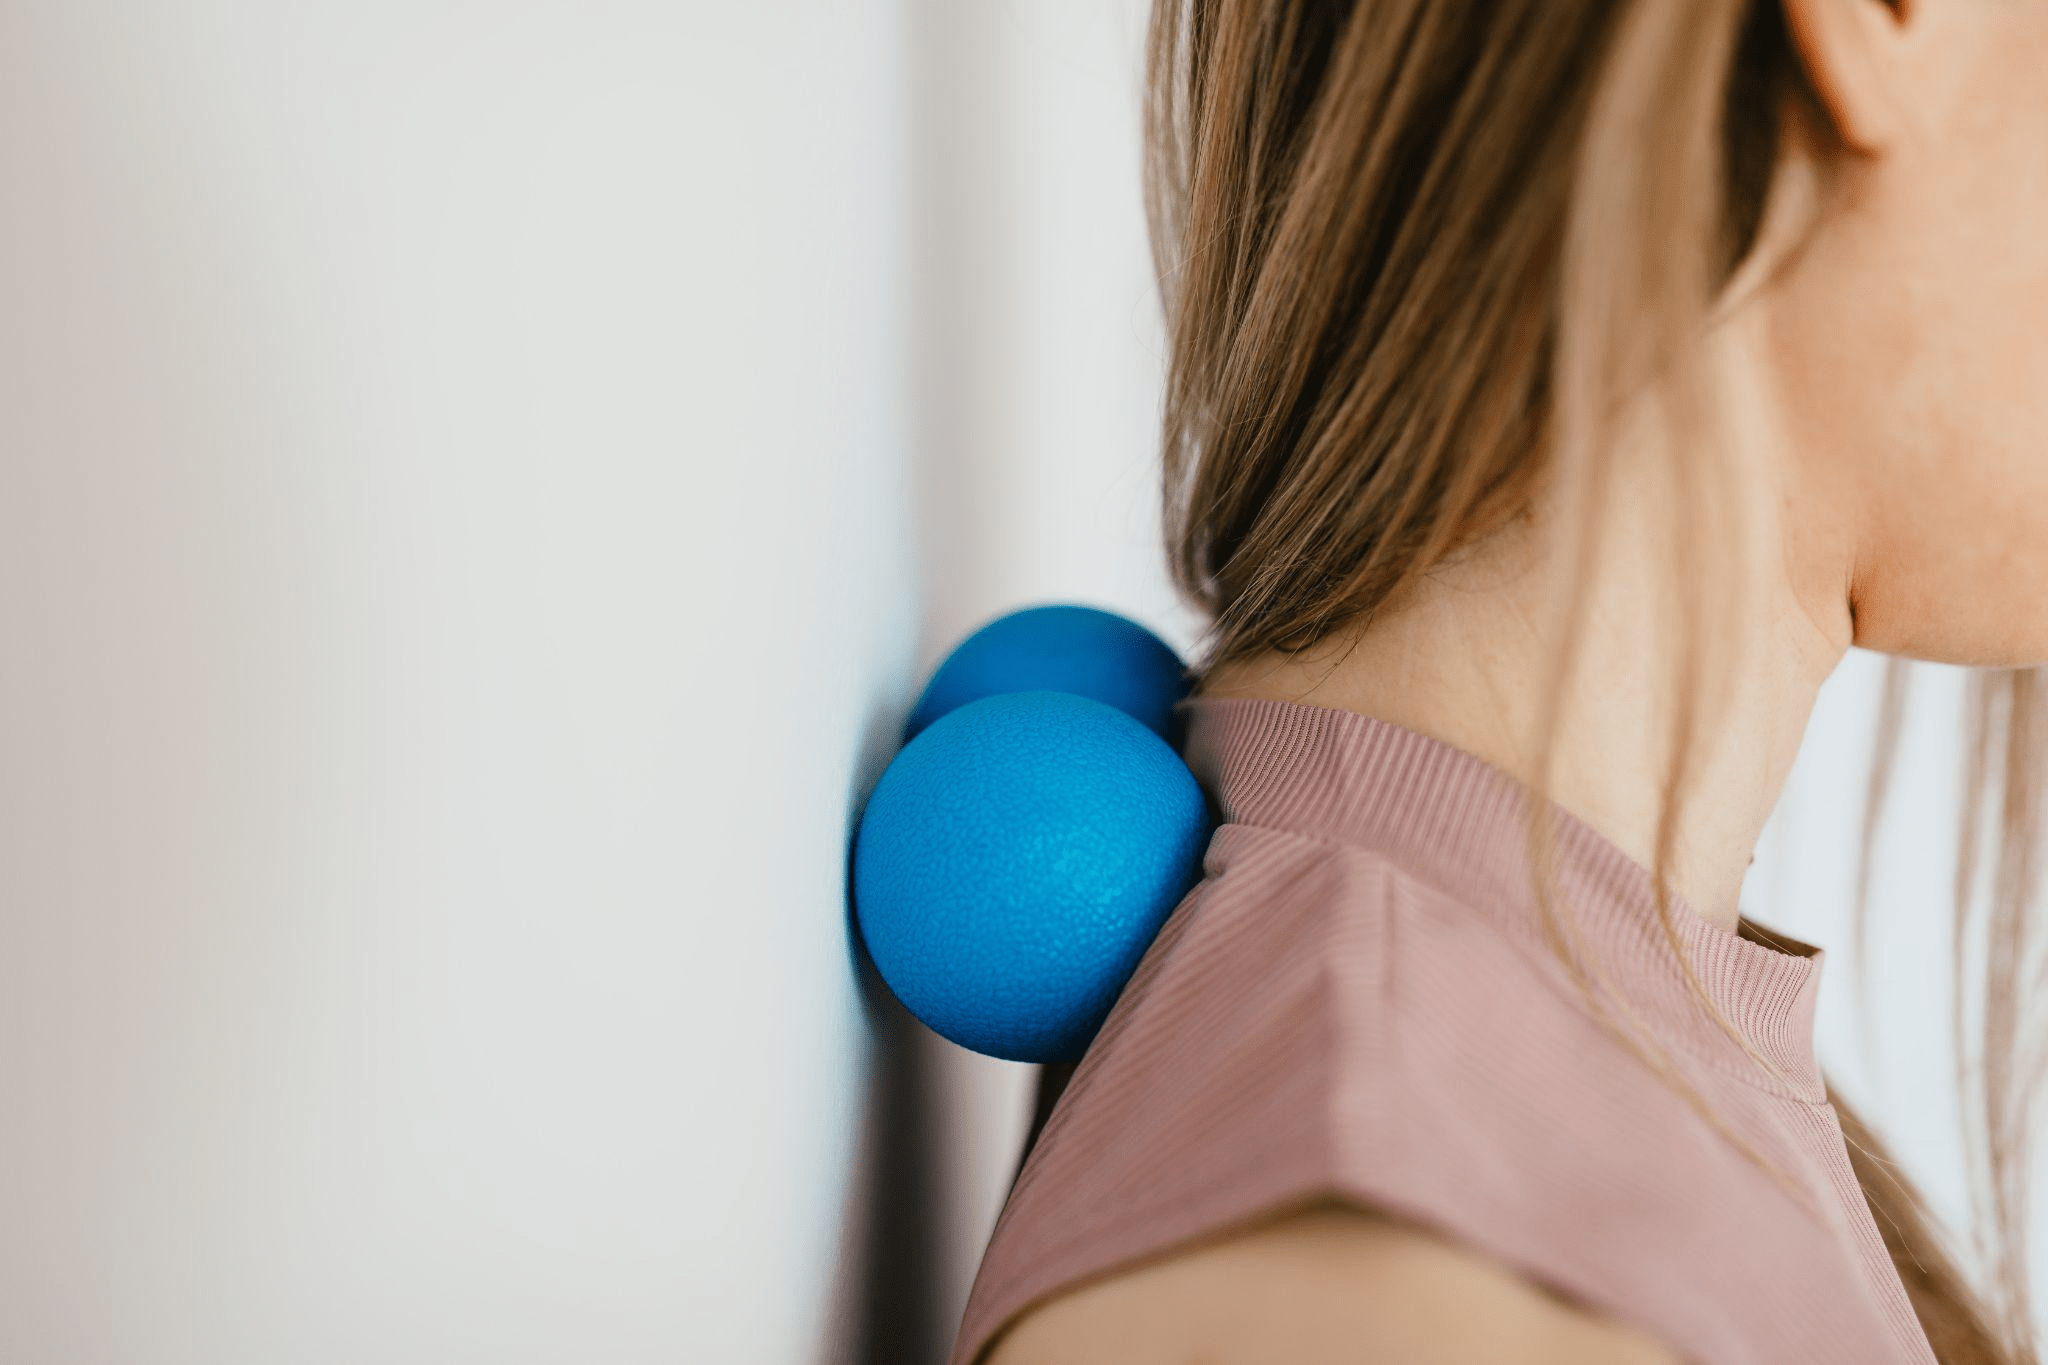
949,695,1936,1365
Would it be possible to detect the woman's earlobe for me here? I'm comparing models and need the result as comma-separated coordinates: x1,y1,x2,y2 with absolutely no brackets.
1779,0,1908,153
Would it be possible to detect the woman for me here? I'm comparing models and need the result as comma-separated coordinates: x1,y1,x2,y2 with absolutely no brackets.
953,1,2047,1363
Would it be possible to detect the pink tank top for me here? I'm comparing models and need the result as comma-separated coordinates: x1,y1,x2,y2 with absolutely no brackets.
948,694,1937,1365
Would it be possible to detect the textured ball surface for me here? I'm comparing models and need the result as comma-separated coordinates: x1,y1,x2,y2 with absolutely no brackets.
854,690,1212,1062
903,603,1190,747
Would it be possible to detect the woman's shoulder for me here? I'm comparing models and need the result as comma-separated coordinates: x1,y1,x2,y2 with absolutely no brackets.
983,1198,1685,1365
951,828,1892,1365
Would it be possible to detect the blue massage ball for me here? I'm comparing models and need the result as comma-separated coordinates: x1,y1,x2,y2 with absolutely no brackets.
853,689,1213,1063
903,603,1191,748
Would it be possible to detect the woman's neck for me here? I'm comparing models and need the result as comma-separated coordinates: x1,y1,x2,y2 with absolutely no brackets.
1197,331,1854,931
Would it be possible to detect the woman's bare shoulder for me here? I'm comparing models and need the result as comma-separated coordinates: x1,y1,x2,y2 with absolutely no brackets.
981,1198,1685,1365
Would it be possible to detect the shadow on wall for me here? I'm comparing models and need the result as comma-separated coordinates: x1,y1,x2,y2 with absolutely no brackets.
824,942,951,1365
815,692,955,1365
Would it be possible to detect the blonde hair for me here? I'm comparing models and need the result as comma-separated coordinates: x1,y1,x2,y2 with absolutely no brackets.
1145,1,2043,1360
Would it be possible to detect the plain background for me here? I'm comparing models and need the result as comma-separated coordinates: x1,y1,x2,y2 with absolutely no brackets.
0,2,2023,1361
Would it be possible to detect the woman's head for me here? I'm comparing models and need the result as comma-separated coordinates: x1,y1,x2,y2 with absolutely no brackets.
1144,1,2047,1360
1150,0,2048,681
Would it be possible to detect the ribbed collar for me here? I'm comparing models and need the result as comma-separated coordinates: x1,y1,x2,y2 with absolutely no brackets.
1177,694,1827,1104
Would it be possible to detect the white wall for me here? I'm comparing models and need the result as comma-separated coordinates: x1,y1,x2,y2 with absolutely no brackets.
0,3,924,1361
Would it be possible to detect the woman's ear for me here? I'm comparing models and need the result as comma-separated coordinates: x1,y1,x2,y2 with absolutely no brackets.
1778,0,1910,152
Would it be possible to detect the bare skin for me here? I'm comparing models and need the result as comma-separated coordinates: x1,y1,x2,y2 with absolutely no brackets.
988,1,2048,1360
987,1201,1682,1365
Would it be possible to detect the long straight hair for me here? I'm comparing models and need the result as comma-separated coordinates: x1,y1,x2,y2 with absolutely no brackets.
1144,1,2047,1360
